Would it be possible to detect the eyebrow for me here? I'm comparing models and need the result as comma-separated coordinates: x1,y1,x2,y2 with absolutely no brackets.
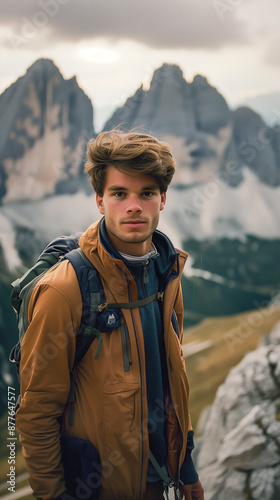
108,184,160,192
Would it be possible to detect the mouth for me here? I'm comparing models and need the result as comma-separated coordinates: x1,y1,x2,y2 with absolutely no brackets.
122,220,146,227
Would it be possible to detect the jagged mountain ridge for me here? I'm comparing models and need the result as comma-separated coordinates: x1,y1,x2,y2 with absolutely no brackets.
0,58,94,204
104,63,280,188
1,59,280,207
105,64,230,136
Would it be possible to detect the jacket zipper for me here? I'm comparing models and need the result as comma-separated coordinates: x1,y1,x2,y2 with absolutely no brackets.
143,263,149,285
115,263,145,498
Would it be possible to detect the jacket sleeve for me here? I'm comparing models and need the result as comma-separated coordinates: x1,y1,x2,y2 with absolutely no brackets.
16,283,77,500
173,282,193,433
180,430,199,485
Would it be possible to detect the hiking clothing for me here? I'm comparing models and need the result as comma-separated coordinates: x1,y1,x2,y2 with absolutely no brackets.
16,218,193,500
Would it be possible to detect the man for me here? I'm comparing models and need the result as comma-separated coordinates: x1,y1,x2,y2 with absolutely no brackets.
16,130,204,500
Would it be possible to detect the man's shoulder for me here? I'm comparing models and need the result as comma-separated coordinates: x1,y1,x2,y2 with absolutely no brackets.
26,259,82,325
33,258,81,305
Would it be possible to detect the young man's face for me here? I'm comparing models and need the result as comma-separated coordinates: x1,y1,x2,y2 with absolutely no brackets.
96,165,166,256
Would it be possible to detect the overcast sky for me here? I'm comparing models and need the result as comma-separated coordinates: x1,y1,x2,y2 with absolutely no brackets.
0,0,279,130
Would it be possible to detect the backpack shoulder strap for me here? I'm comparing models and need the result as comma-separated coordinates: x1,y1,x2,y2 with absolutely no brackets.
65,247,103,367
64,247,104,426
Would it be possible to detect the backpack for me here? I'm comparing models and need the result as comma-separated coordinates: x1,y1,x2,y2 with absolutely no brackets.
9,233,104,421
9,232,163,422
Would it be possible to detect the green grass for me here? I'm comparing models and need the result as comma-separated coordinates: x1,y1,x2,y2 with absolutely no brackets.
183,304,280,430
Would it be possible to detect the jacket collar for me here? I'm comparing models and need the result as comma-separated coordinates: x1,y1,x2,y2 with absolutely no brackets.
79,217,188,291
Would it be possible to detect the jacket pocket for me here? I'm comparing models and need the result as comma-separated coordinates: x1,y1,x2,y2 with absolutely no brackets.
120,323,131,372
102,382,140,458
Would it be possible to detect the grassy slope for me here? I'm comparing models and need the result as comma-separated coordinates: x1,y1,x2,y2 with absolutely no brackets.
184,304,280,430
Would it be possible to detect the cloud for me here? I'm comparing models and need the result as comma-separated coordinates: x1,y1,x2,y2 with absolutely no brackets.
1,0,248,51
263,37,280,66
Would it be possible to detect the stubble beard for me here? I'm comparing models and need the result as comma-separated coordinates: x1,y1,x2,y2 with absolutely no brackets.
105,215,159,249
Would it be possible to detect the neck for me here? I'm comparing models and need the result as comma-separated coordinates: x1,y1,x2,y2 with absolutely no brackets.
119,242,158,262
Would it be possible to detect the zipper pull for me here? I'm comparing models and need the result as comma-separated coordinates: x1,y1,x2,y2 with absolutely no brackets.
143,265,149,284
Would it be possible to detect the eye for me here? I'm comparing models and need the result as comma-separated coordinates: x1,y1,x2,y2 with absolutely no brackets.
142,191,154,198
113,191,126,198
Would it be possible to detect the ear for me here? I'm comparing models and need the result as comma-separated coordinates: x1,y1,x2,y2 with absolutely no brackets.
96,193,105,214
160,192,166,211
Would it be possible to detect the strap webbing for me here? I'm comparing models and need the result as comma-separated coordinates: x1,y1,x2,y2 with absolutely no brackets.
149,450,172,486
75,247,165,313
148,450,181,500
76,247,95,267
95,292,164,313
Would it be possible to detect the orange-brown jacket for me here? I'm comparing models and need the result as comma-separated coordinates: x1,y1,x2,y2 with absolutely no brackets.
16,219,192,500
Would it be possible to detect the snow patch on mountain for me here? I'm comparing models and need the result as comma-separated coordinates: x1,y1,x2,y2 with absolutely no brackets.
0,213,22,271
0,192,101,271
162,168,280,245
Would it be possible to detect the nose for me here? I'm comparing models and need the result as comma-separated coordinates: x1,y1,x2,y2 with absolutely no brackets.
126,195,143,214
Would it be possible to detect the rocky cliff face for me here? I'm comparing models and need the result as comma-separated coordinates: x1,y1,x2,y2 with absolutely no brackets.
105,64,232,185
104,64,280,187
225,106,280,187
195,321,280,500
0,59,94,204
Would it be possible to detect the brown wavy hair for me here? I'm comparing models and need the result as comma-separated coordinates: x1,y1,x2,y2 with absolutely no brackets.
85,129,176,196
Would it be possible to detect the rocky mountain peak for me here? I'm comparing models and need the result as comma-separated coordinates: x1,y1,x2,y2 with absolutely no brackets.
150,62,185,83
104,63,280,187
104,63,232,185
227,105,280,186
25,57,61,77
192,74,209,86
0,58,94,204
